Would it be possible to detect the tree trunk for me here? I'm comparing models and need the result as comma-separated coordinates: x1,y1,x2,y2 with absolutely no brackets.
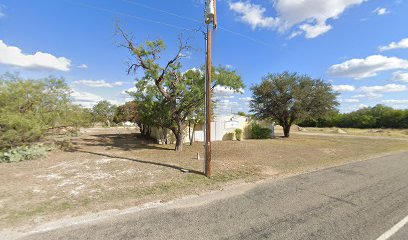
283,124,291,137
171,121,184,152
188,120,192,145
163,128,168,144
173,130,183,152
148,125,152,136
189,123,196,146
141,124,145,136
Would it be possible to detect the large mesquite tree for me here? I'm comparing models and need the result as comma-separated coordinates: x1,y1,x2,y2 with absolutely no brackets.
250,72,338,137
119,29,244,151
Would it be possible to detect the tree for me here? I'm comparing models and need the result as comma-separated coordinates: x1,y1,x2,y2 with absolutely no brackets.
119,28,244,151
114,101,139,124
250,72,338,137
92,101,117,127
0,73,92,149
237,111,247,117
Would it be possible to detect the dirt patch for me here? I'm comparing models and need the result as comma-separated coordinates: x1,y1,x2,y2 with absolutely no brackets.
0,127,407,231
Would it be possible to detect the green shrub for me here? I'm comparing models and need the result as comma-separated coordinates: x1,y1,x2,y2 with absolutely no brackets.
222,132,235,141
251,123,272,139
0,74,95,150
0,145,51,163
0,113,45,150
235,129,243,141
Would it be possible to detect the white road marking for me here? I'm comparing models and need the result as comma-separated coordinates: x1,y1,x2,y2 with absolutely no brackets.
376,215,408,240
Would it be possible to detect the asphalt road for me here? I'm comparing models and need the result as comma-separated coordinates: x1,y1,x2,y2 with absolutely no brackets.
19,152,408,240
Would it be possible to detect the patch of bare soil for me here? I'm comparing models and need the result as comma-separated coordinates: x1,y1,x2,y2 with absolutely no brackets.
0,127,407,231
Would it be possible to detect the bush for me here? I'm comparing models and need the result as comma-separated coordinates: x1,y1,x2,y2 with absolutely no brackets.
0,113,45,150
251,123,272,139
222,132,235,141
235,129,243,141
0,74,95,150
0,145,51,163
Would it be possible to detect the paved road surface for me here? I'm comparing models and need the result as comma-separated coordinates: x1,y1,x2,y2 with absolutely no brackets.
20,152,408,240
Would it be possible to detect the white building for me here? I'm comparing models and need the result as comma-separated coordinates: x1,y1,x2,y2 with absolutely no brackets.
194,115,250,141
148,114,252,144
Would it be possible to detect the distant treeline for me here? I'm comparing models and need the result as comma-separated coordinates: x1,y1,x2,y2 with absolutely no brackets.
298,105,408,129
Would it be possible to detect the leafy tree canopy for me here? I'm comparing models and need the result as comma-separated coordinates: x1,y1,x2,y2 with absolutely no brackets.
250,71,339,137
119,29,244,151
0,73,92,149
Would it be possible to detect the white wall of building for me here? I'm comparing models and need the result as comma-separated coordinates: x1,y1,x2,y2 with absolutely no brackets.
147,114,255,144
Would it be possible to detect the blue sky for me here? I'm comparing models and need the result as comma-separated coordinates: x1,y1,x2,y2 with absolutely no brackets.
0,0,407,114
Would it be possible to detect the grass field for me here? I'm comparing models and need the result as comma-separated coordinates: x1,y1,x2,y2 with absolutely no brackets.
1,127,407,230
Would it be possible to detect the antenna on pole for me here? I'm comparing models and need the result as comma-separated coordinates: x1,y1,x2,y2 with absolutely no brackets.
204,0,217,178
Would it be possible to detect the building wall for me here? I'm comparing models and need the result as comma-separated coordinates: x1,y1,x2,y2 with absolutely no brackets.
147,115,274,144
193,115,251,142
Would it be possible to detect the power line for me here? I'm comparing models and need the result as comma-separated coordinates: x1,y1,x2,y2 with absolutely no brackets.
217,26,272,47
122,0,202,24
121,0,273,47
63,0,196,32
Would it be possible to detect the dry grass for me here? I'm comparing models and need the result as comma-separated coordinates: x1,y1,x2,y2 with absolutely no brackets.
0,127,407,230
295,127,408,138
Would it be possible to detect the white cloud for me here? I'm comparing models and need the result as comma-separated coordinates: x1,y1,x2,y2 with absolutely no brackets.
179,51,192,59
299,22,332,39
71,90,121,108
121,87,138,96
382,99,408,109
373,7,390,16
360,84,407,93
356,104,368,109
343,103,369,112
329,55,408,79
214,95,235,100
239,97,253,102
0,40,71,71
71,90,104,108
213,85,244,96
393,71,408,82
0,5,6,18
352,92,383,98
344,98,359,103
379,38,408,51
74,80,124,88
288,31,302,39
382,99,408,104
332,84,356,92
229,0,367,38
77,64,88,69
228,1,279,29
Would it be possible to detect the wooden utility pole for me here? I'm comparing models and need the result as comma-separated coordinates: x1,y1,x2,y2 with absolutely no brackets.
205,0,217,177
205,25,212,177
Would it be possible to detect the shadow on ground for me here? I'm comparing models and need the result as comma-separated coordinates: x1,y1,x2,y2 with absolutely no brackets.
75,150,204,176
76,133,172,151
60,132,204,176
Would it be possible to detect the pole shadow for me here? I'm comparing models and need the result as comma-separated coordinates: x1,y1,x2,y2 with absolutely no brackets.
74,149,205,176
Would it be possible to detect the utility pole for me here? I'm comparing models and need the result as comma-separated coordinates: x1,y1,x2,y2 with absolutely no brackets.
204,0,217,177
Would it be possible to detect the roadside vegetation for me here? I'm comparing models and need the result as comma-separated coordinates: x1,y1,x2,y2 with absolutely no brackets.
0,74,93,156
298,104,408,129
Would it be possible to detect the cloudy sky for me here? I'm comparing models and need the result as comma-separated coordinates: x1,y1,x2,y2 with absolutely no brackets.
0,0,407,113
